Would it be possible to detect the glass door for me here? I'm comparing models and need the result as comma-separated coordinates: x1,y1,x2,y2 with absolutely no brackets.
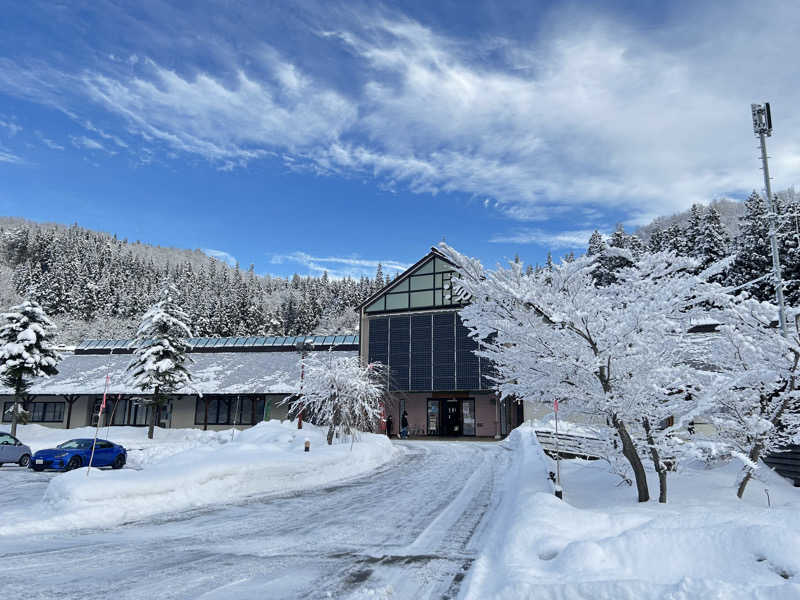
462,399,476,436
426,400,440,436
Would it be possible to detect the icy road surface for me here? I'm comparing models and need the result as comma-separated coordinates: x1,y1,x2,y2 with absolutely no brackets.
1,440,508,600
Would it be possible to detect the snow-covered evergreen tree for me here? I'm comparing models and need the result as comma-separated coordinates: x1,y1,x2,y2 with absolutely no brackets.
0,300,61,436
685,204,704,258
127,283,193,439
726,191,773,300
281,351,385,445
698,206,730,273
587,230,605,256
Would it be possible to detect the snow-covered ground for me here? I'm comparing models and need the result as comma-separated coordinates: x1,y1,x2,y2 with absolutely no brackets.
1,422,234,468
0,439,506,600
0,420,398,535
462,423,800,599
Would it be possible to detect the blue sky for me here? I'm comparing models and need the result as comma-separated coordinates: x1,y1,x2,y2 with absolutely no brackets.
1,1,799,279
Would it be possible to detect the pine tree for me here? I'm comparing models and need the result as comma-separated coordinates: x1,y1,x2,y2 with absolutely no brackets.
663,223,686,255
587,230,605,256
0,300,61,436
698,206,729,272
685,204,704,258
127,283,193,439
726,191,773,301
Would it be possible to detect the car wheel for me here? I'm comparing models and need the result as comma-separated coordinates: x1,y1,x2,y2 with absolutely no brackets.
66,456,82,471
18,454,30,468
112,454,125,469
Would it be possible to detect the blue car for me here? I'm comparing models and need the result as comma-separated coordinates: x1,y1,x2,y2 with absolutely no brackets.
30,438,127,472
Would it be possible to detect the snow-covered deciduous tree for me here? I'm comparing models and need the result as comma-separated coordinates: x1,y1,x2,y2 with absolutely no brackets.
701,297,800,498
440,244,713,503
127,283,193,439
281,352,385,445
0,300,61,436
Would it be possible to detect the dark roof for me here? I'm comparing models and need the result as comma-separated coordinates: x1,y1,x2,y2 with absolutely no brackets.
75,334,359,355
356,247,457,311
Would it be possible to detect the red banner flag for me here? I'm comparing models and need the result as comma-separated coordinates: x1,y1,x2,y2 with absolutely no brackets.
554,398,559,413
99,374,109,415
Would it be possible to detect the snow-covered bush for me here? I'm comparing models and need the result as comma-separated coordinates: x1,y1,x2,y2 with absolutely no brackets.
282,351,386,445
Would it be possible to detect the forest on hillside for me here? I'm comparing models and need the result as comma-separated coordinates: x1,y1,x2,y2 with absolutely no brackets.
3,186,799,344
577,188,800,306
0,217,387,343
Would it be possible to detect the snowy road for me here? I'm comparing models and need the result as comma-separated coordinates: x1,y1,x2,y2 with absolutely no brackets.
0,440,508,600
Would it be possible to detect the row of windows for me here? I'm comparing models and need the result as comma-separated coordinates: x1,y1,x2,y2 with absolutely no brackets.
91,398,159,427
2,402,65,423
194,396,271,426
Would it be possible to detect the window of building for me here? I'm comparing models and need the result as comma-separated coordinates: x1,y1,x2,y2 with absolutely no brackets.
2,401,64,423
194,396,266,426
364,256,462,314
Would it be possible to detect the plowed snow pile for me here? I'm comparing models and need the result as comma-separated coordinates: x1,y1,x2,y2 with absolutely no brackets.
0,421,397,535
462,424,800,600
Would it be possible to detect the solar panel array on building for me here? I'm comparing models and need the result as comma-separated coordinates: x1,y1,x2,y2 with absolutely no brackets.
358,248,522,438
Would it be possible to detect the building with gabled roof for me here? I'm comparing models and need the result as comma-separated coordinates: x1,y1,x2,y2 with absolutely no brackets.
357,248,521,437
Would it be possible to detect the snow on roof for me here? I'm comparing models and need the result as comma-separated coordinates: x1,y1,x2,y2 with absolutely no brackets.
0,350,357,396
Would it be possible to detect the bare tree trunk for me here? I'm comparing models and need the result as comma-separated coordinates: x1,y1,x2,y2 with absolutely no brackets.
642,417,667,503
10,381,23,437
612,414,650,502
147,388,159,440
736,441,763,499
327,398,339,445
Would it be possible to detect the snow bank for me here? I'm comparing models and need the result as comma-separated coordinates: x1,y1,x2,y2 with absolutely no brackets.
462,423,800,599
1,423,231,468
0,421,398,536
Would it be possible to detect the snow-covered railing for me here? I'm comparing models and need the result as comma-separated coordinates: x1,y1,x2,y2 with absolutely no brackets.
534,429,604,459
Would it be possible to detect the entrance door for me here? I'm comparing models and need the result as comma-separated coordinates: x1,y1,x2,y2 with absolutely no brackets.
445,400,460,436
426,400,441,436
462,399,476,436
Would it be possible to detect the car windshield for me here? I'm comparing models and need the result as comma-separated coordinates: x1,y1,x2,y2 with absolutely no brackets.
57,440,93,449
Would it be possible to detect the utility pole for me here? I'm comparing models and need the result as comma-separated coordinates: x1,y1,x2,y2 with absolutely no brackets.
751,102,788,337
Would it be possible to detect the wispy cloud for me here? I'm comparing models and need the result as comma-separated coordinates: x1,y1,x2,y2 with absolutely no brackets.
202,248,238,266
0,148,24,164
70,135,109,152
490,228,599,249
271,251,408,279
35,131,65,150
0,118,22,136
1,3,799,227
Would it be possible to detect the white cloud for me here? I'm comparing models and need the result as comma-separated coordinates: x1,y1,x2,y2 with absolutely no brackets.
80,57,356,163
0,118,22,136
490,228,599,249
70,135,108,152
35,131,65,150
2,4,800,228
271,251,408,279
202,248,238,266
0,148,23,164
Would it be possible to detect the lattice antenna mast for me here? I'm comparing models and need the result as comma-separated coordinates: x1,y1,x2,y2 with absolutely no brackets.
751,102,787,337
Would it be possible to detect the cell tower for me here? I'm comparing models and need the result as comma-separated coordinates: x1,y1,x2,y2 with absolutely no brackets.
751,102,787,337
